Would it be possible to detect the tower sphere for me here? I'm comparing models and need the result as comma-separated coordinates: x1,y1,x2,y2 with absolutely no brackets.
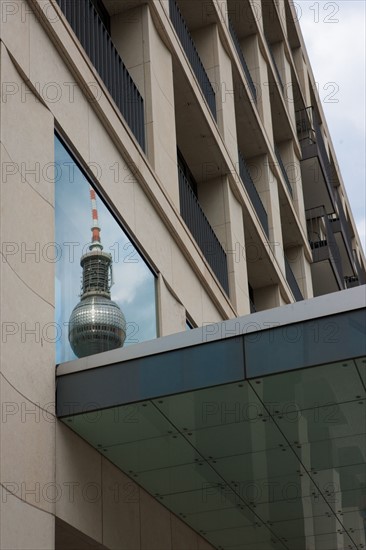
68,188,126,358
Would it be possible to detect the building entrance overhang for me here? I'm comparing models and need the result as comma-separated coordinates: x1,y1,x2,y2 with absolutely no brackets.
56,287,366,550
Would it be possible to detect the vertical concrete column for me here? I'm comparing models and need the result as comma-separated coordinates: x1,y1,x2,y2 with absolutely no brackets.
272,42,296,127
242,35,274,146
286,245,313,299
320,124,331,159
199,176,250,315
252,0,263,32
292,48,312,107
157,275,187,336
216,0,229,26
254,284,283,310
249,154,285,272
277,140,307,227
276,0,287,36
201,1,229,26
111,5,179,206
192,24,239,166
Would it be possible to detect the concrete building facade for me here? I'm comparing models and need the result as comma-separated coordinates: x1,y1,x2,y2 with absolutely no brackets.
0,0,365,548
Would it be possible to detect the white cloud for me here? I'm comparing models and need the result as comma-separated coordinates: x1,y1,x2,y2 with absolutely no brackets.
112,259,151,305
299,1,366,252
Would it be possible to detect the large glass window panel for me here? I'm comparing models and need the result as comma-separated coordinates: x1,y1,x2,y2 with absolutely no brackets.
55,135,157,363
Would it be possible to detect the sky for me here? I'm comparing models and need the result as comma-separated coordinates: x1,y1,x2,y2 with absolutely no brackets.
55,137,157,364
297,0,366,251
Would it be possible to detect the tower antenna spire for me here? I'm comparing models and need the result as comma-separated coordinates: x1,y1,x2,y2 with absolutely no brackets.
89,186,103,250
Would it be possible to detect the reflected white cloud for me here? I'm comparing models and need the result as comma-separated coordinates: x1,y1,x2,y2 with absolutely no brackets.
55,137,157,363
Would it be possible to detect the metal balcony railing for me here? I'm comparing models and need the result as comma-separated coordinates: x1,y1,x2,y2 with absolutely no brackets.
228,19,256,101
265,38,284,92
238,151,269,237
295,106,316,144
275,147,293,197
330,195,355,265
56,0,145,151
313,119,332,184
353,250,366,285
250,299,257,313
295,106,333,186
178,166,229,294
284,257,303,301
169,0,217,120
306,206,344,288
344,275,359,289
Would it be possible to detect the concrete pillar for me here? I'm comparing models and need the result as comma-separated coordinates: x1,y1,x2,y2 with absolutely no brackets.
276,0,287,36
192,24,239,166
277,140,307,228
320,124,331,159
272,41,296,127
217,0,229,26
252,0,263,32
157,275,187,336
254,284,282,310
248,154,285,271
199,176,250,315
111,5,179,206
242,34,274,146
286,245,313,299
292,48,312,107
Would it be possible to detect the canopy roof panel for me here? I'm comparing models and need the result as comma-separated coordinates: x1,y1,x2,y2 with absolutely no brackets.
56,287,366,550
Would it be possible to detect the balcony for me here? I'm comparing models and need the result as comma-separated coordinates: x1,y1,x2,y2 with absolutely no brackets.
56,0,145,151
228,19,256,102
238,150,269,237
284,257,303,301
178,165,229,294
328,195,357,277
248,284,257,313
306,206,344,296
169,0,217,120
275,146,293,197
353,251,366,285
344,275,360,289
265,38,284,92
296,107,335,213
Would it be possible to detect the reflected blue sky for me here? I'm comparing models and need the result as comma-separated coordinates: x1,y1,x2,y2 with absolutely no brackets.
55,136,157,364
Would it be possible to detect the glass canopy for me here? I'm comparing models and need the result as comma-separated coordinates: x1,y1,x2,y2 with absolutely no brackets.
57,294,366,550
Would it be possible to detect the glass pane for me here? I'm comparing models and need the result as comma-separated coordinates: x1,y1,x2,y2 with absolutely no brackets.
355,356,366,386
65,401,169,448
55,135,157,363
249,360,365,413
153,382,266,431
61,355,366,549
186,506,256,533
137,461,223,496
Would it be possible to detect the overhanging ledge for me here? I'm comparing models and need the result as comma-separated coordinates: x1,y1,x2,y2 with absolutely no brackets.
56,287,366,417
55,287,366,550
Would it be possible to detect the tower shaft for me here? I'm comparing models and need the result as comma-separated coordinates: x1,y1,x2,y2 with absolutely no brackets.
68,185,126,358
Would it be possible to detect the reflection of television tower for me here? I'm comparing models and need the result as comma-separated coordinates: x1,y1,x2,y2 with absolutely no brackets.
68,187,126,358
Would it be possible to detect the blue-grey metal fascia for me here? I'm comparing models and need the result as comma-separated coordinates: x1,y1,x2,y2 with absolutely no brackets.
56,287,366,418
245,308,366,378
57,286,366,377
56,338,245,417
